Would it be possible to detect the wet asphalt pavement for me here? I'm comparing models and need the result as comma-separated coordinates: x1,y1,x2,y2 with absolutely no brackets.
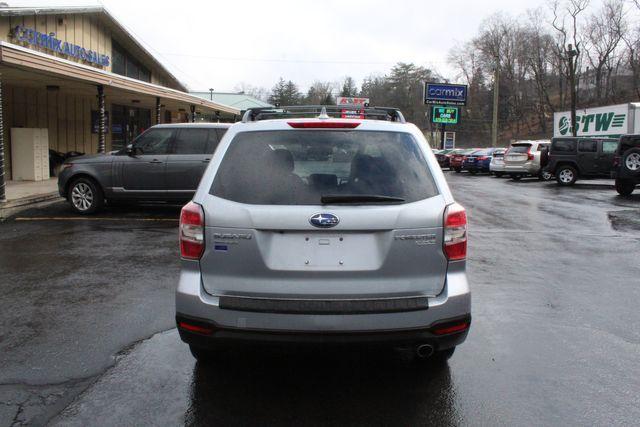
1,173,639,426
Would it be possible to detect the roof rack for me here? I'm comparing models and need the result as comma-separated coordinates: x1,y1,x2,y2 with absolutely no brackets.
240,105,406,123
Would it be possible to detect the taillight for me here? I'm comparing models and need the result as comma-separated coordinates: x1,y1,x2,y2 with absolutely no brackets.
432,320,470,335
180,201,204,260
444,203,467,261
527,147,534,161
477,156,488,161
287,121,360,129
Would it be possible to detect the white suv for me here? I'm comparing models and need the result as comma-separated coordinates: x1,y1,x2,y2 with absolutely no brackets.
175,106,471,364
503,140,551,180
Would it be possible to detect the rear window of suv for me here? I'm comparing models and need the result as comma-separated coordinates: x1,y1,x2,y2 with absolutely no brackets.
210,130,438,205
508,144,531,153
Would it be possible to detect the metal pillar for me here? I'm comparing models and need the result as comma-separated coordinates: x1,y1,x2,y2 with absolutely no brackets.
97,85,106,153
0,73,5,202
190,105,196,123
156,97,161,125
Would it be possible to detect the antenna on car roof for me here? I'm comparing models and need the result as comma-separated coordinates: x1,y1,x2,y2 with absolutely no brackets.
318,106,329,119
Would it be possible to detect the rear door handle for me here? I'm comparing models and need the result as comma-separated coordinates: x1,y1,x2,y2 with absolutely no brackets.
149,159,163,164
202,158,211,163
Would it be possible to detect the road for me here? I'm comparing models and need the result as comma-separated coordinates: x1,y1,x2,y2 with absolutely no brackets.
1,173,639,426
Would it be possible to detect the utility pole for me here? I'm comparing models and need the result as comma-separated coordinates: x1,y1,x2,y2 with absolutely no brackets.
491,58,499,148
567,44,578,137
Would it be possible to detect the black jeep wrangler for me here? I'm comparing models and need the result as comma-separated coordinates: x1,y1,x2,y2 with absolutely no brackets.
547,137,619,186
613,134,640,196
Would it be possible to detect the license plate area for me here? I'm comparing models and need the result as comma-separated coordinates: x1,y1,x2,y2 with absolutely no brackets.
258,231,387,271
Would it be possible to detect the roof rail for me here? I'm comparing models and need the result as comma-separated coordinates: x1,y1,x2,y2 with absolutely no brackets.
240,105,406,123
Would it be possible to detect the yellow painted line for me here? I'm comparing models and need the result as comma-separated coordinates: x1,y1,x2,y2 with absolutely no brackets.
14,217,178,222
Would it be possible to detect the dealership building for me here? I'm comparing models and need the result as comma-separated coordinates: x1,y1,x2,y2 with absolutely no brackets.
0,5,240,201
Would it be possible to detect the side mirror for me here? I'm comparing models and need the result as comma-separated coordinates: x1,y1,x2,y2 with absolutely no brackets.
126,145,140,156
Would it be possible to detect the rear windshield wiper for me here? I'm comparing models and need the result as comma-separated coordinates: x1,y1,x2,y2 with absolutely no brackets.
320,194,405,204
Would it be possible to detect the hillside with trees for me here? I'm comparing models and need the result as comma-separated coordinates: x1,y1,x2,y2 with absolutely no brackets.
242,0,640,147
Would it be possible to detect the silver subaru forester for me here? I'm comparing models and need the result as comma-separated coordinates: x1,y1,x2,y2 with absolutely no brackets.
175,106,471,364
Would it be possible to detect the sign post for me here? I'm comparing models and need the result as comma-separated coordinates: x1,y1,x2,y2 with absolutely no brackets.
424,84,466,150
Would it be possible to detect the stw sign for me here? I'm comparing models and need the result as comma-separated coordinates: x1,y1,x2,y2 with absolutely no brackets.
553,103,639,138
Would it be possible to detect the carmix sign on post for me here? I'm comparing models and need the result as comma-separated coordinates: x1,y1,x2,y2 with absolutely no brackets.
553,103,640,138
424,83,468,106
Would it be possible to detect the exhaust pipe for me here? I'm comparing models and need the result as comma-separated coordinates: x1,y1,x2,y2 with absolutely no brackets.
416,344,434,358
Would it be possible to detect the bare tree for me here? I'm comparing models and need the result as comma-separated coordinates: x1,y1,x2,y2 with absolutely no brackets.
584,0,626,100
550,0,589,136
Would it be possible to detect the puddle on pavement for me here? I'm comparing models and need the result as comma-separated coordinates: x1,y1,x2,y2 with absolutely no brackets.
608,210,640,232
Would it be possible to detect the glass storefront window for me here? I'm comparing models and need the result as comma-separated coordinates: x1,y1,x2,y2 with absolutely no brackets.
112,40,151,83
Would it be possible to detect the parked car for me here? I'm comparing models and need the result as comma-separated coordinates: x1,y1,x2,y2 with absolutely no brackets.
613,134,640,196
489,148,507,177
546,137,619,186
176,106,471,365
450,149,478,173
58,123,231,214
434,149,454,169
462,148,499,174
503,140,551,180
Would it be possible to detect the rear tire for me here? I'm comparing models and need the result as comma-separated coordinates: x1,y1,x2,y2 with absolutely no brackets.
468,169,477,175
454,167,461,173
510,174,522,181
494,172,504,178
556,165,578,186
539,170,553,181
615,179,636,196
68,177,104,214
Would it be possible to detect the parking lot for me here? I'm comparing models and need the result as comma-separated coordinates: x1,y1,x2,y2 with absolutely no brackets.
0,172,638,426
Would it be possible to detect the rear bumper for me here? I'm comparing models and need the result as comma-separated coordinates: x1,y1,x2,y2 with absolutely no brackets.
490,163,505,172
176,313,470,349
175,265,471,349
504,163,539,174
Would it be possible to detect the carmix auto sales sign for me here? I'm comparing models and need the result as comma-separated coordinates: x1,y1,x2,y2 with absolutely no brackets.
553,104,630,138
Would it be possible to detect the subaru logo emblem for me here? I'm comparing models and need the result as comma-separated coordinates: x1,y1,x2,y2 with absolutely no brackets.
309,213,339,228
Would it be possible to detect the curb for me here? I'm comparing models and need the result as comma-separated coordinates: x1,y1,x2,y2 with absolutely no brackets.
0,193,63,220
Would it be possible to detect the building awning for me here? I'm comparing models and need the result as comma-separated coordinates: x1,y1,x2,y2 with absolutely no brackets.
0,41,240,116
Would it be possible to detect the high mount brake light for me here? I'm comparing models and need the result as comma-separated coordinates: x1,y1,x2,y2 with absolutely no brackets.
444,203,467,261
287,122,360,129
180,201,204,260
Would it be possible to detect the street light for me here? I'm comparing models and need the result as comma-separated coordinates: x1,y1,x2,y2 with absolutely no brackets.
209,88,214,101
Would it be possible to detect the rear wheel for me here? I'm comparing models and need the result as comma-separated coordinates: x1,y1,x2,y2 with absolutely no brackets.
615,179,636,196
622,148,640,175
468,169,477,175
556,166,577,186
510,174,522,181
454,167,461,173
539,170,553,181
494,172,504,178
68,177,103,214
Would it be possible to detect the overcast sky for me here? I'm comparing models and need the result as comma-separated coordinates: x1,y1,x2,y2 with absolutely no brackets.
9,0,605,92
